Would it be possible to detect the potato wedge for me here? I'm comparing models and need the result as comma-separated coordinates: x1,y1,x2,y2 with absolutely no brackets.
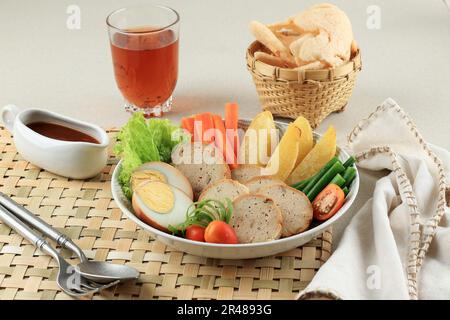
293,116,313,167
238,111,277,166
287,126,336,185
262,124,301,181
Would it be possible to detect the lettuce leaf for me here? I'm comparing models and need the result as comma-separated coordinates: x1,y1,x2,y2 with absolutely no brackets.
114,113,188,198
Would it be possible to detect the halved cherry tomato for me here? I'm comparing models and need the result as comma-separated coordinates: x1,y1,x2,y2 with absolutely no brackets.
312,184,345,221
204,221,238,244
186,225,205,242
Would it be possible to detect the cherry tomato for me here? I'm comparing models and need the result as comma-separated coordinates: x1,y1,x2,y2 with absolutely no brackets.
312,184,345,221
185,225,205,242
204,221,238,244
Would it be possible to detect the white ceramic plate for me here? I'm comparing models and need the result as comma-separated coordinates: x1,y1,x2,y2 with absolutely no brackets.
111,121,359,259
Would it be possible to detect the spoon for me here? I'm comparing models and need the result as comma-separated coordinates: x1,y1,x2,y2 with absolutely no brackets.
0,193,139,283
0,204,120,296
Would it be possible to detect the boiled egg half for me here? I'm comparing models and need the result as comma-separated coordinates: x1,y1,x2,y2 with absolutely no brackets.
131,161,193,200
132,181,193,233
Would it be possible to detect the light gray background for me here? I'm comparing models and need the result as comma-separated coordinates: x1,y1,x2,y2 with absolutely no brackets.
1,0,449,246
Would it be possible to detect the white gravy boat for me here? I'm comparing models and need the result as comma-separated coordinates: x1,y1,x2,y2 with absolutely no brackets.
1,105,109,179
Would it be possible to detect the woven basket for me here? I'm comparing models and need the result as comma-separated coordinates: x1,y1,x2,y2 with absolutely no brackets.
246,41,362,128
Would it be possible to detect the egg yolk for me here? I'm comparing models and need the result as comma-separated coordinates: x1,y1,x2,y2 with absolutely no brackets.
135,181,174,214
131,169,167,191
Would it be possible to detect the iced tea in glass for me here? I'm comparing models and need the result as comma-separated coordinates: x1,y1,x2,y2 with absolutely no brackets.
107,5,180,117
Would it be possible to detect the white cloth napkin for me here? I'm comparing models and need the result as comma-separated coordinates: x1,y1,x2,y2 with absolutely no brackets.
298,98,450,300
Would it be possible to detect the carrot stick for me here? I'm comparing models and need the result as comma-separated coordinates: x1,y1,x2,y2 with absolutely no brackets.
181,117,195,142
212,114,226,155
193,114,203,143
213,114,237,169
181,117,195,136
201,112,215,143
225,102,239,156
194,112,215,143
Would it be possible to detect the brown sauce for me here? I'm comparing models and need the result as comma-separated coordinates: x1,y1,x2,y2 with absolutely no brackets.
27,122,99,144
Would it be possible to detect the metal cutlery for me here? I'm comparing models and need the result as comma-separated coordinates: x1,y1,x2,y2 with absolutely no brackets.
0,204,119,297
0,192,139,283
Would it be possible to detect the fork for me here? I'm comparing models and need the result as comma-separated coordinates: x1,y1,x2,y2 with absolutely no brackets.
0,192,139,283
0,204,119,297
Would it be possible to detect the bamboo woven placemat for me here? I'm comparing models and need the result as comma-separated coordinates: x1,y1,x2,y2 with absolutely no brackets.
0,127,332,300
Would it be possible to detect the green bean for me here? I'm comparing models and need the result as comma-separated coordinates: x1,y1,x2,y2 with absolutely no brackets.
291,182,301,188
302,157,340,195
329,173,346,188
291,176,312,189
342,186,349,197
343,167,357,187
306,161,345,201
343,156,356,168
292,179,310,190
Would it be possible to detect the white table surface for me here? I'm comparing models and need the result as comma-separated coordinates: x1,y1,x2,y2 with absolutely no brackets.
1,0,449,246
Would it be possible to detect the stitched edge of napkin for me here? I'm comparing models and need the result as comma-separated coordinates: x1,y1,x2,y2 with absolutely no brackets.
297,288,342,300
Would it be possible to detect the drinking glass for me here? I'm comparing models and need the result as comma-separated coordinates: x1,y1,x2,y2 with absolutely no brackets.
107,5,180,117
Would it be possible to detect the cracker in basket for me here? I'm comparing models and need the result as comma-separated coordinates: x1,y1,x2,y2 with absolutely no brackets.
267,20,302,49
249,4,356,70
351,39,359,56
289,31,345,68
249,20,295,66
294,61,325,71
290,4,353,67
254,51,296,68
